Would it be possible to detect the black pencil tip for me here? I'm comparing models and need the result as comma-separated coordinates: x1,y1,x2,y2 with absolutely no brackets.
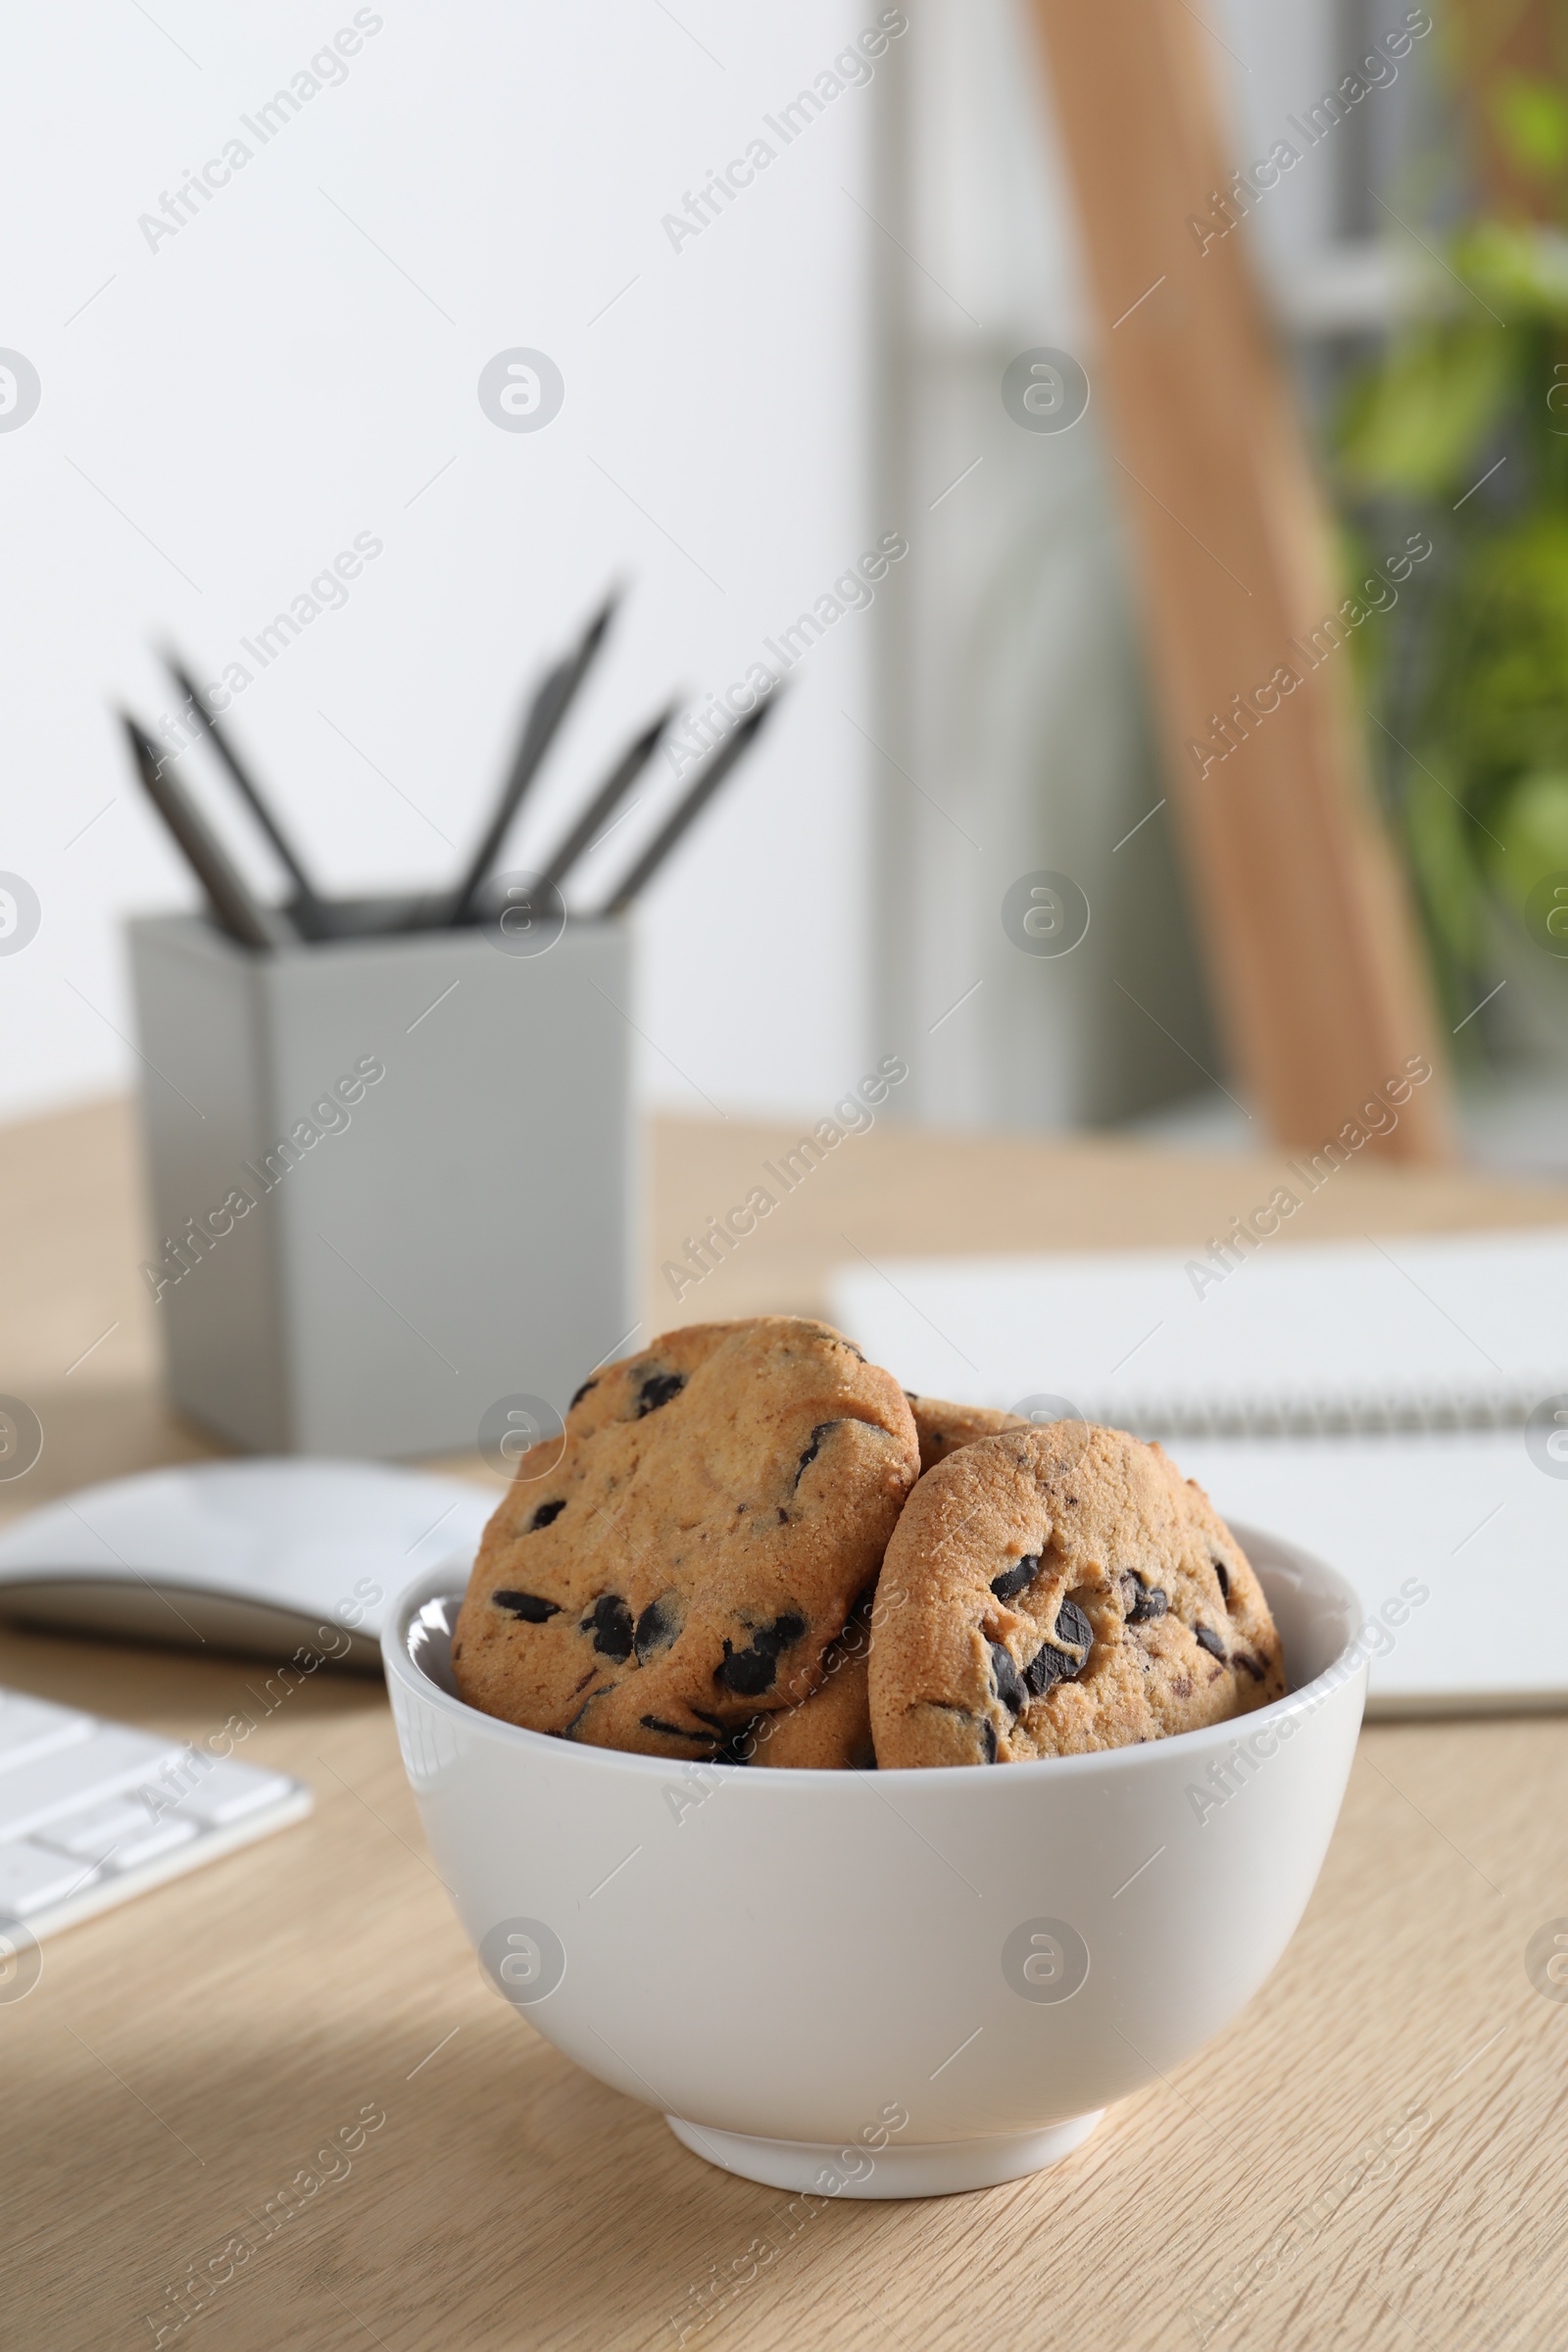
120,711,160,771
158,649,218,738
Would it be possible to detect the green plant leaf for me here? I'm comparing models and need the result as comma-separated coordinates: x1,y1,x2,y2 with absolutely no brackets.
1334,327,1512,496
1491,73,1568,178
1488,769,1568,907
1421,515,1568,787
1452,220,1568,317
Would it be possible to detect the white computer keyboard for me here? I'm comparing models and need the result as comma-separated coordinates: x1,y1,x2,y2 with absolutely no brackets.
0,1685,311,1944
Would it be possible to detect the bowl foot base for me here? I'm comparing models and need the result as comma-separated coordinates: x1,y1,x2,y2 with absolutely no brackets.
664,2110,1102,2198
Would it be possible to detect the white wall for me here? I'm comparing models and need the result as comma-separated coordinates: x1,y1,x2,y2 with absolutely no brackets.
869,0,1220,1135
0,1,896,1124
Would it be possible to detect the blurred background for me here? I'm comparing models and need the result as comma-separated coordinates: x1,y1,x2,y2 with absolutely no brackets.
3,0,1566,1166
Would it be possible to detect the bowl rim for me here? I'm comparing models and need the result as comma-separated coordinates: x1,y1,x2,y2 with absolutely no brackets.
381,1521,1368,1787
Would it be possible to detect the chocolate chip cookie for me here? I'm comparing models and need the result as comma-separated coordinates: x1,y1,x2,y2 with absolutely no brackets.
906,1396,1030,1475
868,1422,1284,1766
764,1399,1032,1766
751,1583,877,1769
453,1318,919,1759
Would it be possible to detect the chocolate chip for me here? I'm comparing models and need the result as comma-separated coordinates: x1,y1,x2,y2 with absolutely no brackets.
635,1370,685,1417
1023,1641,1077,1696
639,1714,714,1743
1122,1573,1167,1625
989,1641,1026,1717
794,1420,840,1487
1196,1625,1227,1662
581,1594,634,1659
981,1719,999,1762
569,1376,598,1408
529,1497,565,1531
1055,1598,1092,1651
1236,1649,1266,1681
634,1595,681,1663
1022,1601,1092,1696
492,1590,560,1622
717,1650,775,1697
990,1553,1042,1604
1212,1558,1231,1600
715,1611,807,1695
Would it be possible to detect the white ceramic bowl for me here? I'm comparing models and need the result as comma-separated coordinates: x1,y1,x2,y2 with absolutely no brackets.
383,1526,1365,2196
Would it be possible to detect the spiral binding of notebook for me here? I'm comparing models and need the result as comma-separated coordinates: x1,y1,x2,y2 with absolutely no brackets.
1085,1384,1557,1443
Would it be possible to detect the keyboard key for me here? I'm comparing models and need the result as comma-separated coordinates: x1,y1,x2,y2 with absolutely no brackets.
0,1684,309,1942
0,1691,93,1774
169,1758,294,1827
0,1838,98,1917
0,1725,184,1841
41,1793,200,1870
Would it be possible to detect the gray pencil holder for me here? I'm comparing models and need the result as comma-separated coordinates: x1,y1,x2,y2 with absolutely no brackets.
126,909,636,1458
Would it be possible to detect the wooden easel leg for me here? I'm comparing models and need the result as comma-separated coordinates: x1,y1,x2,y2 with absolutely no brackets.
1028,0,1454,1160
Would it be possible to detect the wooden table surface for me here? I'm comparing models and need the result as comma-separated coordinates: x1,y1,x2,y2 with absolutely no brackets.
6,1098,1568,2352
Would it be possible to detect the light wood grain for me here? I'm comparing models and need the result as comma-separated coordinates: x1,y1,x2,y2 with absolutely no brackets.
1027,0,1452,1161
5,1098,1568,2351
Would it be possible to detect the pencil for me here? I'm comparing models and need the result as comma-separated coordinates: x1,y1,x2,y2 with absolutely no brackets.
163,651,325,919
532,703,679,899
598,693,779,916
442,587,621,926
122,714,296,950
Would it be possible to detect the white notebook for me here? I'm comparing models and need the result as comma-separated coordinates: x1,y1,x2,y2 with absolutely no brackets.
828,1230,1568,1716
